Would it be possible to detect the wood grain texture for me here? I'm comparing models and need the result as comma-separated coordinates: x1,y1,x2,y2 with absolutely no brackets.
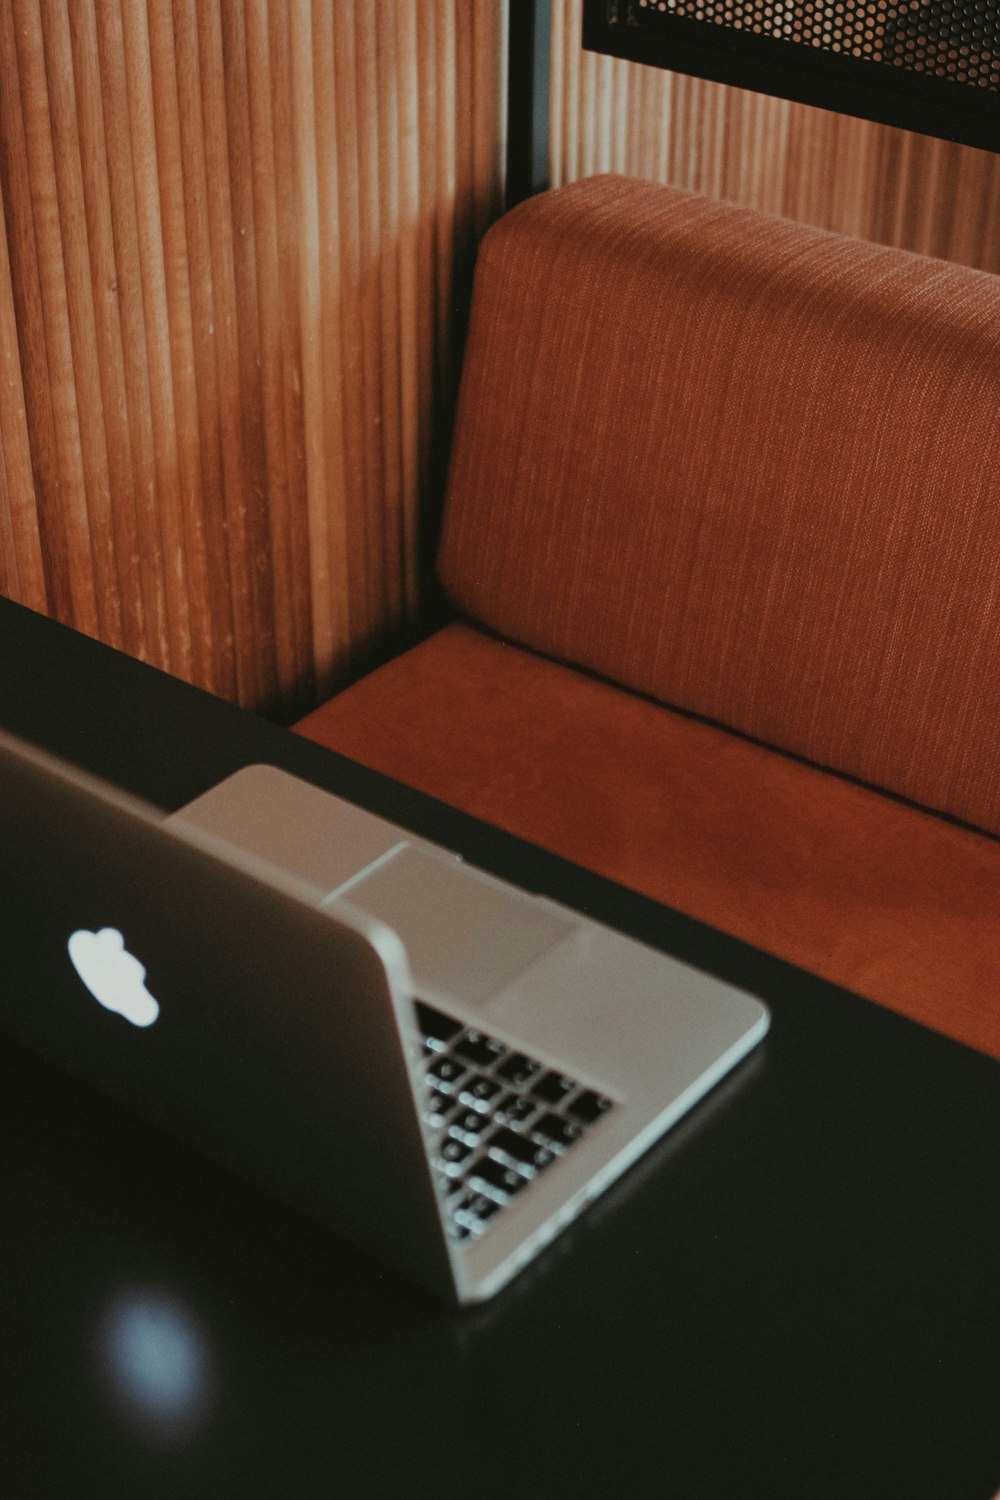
553,0,1000,272
0,0,506,718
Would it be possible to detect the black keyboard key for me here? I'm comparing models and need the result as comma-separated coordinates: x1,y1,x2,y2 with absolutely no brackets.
530,1071,578,1106
493,1095,538,1130
459,1074,503,1112
454,1030,508,1068
496,1053,543,1088
428,1055,468,1090
439,1136,474,1174
456,1192,501,1226
415,1002,463,1049
489,1126,556,1175
532,1113,584,1150
426,1089,457,1126
435,1167,466,1204
568,1089,614,1125
450,1108,493,1142
472,1158,530,1200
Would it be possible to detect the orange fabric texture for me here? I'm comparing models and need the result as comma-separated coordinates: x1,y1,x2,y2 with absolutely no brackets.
295,624,1000,1061
437,177,1000,835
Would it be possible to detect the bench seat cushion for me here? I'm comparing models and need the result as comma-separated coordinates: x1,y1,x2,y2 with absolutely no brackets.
438,177,1000,836
295,623,1000,1061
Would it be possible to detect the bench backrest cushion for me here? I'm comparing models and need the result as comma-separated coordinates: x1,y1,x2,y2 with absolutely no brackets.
437,176,1000,834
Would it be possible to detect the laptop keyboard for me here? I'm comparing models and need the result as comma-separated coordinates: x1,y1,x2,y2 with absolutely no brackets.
415,1001,614,1243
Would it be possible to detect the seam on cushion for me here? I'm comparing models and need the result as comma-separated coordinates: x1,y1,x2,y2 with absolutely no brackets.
441,618,1000,848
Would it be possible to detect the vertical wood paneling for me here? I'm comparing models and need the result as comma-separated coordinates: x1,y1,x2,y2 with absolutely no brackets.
395,1,421,626
553,0,1000,273
0,167,46,612
0,0,507,719
41,0,122,652
243,0,296,704
289,0,338,703
13,0,100,638
123,0,197,682
168,1,229,700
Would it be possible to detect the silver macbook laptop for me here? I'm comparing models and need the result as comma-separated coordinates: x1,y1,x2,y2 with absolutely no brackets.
0,731,768,1304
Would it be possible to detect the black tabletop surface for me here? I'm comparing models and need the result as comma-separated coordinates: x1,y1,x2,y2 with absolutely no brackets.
2,595,998,1500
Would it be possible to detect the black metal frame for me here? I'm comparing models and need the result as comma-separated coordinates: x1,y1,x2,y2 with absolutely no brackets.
505,0,553,208
582,1,1000,155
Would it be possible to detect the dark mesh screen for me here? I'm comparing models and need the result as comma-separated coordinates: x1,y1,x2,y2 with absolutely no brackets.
583,0,1000,149
634,1,1000,92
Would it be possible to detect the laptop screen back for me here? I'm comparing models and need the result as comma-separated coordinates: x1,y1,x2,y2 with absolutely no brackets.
0,734,456,1301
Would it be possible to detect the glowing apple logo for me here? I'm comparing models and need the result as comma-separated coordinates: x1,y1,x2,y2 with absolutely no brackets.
67,927,160,1028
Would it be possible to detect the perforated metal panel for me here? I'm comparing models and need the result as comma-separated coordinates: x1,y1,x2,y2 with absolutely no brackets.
583,1,1000,151
635,1,999,90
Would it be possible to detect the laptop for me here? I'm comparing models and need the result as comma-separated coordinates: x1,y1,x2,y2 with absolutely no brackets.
0,730,769,1304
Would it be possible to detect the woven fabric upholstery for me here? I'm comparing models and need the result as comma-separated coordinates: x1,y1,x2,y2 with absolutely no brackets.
438,176,1000,835
295,624,1000,1060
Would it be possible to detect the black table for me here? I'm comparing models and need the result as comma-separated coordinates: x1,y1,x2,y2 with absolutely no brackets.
2,595,998,1500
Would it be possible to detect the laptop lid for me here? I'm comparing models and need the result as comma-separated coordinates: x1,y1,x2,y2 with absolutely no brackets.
0,731,459,1302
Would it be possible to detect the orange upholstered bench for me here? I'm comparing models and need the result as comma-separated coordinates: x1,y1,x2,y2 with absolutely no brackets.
295,175,1000,1061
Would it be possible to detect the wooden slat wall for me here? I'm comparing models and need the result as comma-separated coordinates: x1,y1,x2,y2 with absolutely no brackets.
0,0,506,719
552,0,1000,273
